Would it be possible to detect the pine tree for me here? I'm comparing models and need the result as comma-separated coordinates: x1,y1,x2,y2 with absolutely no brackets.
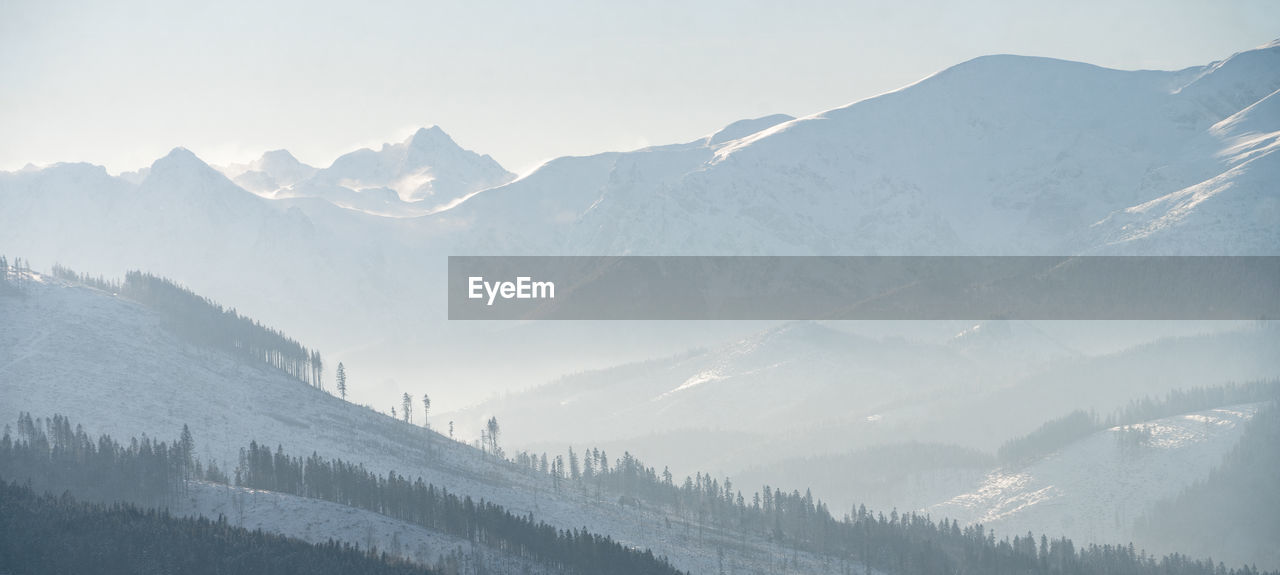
335,363,347,400
401,393,413,424
421,394,430,429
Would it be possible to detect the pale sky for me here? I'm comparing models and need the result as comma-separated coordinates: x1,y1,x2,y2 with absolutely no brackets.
2,0,1277,175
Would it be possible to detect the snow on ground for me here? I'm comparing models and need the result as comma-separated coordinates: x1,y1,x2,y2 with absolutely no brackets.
926,403,1260,546
0,275,866,575
176,481,553,574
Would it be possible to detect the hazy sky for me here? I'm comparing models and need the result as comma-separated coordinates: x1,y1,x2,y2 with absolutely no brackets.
2,1,1277,175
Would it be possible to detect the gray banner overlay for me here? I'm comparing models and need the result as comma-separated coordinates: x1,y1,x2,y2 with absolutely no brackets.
448,256,1280,320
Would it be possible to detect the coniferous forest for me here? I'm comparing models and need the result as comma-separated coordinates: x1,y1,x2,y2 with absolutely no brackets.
0,414,686,575
50,265,325,387
2,412,1274,575
235,440,685,575
1134,401,1280,570
4,259,1276,575
996,381,1280,464
511,443,1276,575
0,480,437,575
0,413,190,508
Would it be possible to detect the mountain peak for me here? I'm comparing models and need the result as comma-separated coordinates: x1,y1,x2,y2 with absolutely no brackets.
260,149,300,164
144,147,241,192
406,125,457,150
151,147,214,173
254,149,315,175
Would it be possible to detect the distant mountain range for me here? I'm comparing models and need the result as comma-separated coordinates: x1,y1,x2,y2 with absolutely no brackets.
219,126,515,216
1,40,1277,408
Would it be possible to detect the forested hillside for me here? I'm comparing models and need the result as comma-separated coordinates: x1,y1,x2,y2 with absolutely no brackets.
1134,402,1280,571
997,382,1280,464
7,411,1276,575
4,264,1276,575
0,480,438,575
0,413,686,575
52,265,325,387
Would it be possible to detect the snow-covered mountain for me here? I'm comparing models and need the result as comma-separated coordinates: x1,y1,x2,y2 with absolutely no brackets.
0,147,415,358
221,149,318,195
216,126,516,216
2,41,1278,412
319,126,514,203
440,41,1280,256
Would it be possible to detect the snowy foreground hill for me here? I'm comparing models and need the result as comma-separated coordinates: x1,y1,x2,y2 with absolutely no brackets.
4,271,1278,573
0,274,864,575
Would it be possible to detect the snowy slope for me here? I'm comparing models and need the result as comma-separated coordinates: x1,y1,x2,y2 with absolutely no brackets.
926,403,1262,545
437,42,1280,256
0,274,864,575
1089,84,1280,254
176,481,555,574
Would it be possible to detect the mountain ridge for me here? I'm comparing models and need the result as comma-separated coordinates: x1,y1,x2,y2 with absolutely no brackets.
2,44,1277,409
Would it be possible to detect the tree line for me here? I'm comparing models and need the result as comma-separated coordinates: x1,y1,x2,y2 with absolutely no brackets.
0,255,32,296
0,413,191,508
1135,400,1280,571
507,444,1273,575
234,440,684,575
0,413,685,575
50,265,325,388
998,380,1280,464
0,479,438,575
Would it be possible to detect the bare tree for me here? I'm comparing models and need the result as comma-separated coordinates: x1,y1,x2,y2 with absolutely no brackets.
485,416,501,456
